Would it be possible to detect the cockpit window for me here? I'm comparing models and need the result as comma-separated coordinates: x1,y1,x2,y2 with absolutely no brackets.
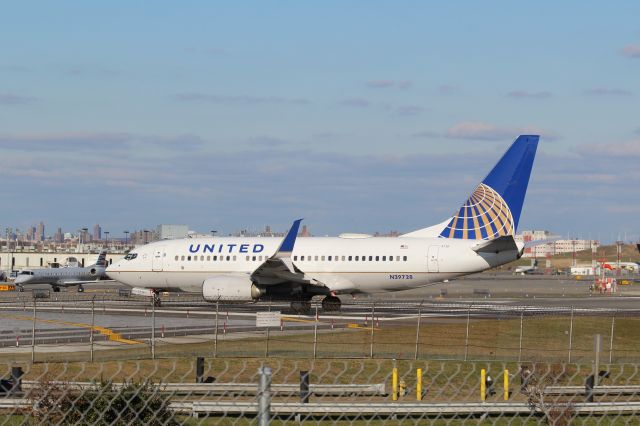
19,271,34,275
124,253,138,260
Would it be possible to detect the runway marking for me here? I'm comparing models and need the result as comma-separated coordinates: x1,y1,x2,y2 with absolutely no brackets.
0,312,142,345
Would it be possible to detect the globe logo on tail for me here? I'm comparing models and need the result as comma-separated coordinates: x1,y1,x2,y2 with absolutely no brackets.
439,183,514,240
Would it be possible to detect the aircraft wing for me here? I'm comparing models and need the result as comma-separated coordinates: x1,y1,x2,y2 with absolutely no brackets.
250,219,319,286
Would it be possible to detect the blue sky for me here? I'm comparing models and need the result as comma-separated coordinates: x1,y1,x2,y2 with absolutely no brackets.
1,2,639,242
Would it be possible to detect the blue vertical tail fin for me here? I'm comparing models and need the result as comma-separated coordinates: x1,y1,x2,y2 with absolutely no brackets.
439,135,539,240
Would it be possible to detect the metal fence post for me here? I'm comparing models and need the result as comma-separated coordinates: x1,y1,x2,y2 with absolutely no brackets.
151,299,156,360
518,309,524,364
369,303,375,359
265,301,271,358
594,334,602,387
609,310,616,364
90,296,95,362
31,299,36,364
214,298,219,358
414,302,422,360
568,306,574,363
258,366,272,426
313,304,318,359
464,305,471,361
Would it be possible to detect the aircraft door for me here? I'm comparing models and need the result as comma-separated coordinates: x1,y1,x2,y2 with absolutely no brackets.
152,246,164,272
428,246,439,273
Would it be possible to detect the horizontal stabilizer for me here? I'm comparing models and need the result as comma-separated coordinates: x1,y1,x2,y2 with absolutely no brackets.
523,236,562,249
473,235,518,254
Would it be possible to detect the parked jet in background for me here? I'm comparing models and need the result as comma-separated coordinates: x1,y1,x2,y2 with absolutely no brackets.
108,135,539,311
15,250,110,292
514,259,539,275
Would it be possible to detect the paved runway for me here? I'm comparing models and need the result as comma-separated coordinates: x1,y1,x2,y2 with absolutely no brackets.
0,272,638,352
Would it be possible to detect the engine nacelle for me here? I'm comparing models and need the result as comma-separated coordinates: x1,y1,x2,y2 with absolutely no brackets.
89,268,98,276
202,275,264,301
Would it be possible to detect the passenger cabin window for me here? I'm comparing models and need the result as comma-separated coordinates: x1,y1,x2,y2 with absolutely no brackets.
355,256,359,261
403,256,407,261
382,256,386,261
301,256,305,261
293,256,297,261
175,256,179,261
181,256,185,261
328,256,332,261
187,256,192,261
369,256,373,261
213,256,217,261
375,256,379,261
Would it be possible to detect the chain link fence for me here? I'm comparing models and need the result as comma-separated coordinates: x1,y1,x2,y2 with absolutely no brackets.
2,296,640,423
3,358,640,424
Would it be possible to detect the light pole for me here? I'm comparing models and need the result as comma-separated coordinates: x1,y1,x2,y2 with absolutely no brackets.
143,230,149,244
124,231,129,250
104,231,109,249
211,230,217,237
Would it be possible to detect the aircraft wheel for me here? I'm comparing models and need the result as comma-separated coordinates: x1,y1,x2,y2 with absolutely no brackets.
290,300,311,315
77,285,85,293
153,295,162,307
52,286,61,293
18,286,24,293
321,295,341,312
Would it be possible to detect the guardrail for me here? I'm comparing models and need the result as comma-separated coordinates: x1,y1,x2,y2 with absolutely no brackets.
171,401,640,418
544,385,640,396
20,381,387,397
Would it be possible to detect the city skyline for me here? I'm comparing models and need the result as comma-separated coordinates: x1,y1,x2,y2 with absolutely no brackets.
1,3,639,242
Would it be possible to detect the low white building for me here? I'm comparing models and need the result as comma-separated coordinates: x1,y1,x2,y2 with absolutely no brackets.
157,224,189,240
515,230,597,258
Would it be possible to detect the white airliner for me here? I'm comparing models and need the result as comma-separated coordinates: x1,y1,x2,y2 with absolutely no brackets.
107,135,539,311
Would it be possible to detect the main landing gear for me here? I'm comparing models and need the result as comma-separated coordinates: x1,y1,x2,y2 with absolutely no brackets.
52,286,61,293
77,285,85,293
290,300,311,314
321,295,341,312
289,296,342,314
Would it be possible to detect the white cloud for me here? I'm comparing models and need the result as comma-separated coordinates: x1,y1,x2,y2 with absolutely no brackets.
620,44,640,58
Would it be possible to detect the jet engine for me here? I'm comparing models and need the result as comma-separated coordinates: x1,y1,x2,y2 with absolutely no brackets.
202,275,264,302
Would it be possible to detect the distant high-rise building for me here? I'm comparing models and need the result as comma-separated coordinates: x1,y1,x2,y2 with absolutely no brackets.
54,227,64,244
36,221,45,241
93,224,102,241
300,225,311,237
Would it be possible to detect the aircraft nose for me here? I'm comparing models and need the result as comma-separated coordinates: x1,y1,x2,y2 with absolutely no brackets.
14,275,26,285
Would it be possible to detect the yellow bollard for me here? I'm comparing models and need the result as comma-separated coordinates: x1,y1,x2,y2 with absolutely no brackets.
504,369,509,401
392,367,398,401
417,368,423,401
480,369,486,402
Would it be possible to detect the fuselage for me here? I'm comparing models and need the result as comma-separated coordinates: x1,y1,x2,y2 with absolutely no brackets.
107,235,521,294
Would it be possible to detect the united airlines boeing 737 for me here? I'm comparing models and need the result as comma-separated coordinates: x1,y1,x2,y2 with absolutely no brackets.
107,135,539,311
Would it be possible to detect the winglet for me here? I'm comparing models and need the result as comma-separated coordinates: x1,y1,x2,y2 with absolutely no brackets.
276,219,303,256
